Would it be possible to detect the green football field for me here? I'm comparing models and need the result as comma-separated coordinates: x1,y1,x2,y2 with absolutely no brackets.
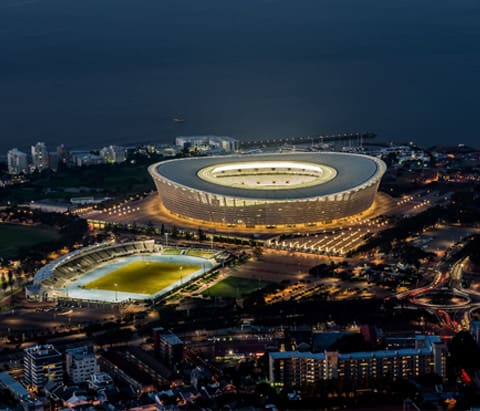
202,276,271,298
84,261,201,294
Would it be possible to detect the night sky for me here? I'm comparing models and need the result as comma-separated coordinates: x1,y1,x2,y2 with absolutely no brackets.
1,0,479,152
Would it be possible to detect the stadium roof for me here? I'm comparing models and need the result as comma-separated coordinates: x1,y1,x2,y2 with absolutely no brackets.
151,152,385,200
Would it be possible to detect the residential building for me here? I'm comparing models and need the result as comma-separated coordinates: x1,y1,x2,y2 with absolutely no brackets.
7,148,28,175
65,345,99,384
70,151,104,167
87,372,115,391
48,151,60,171
153,328,184,367
122,346,171,386
175,136,238,153
268,335,447,387
24,344,63,391
100,145,127,163
98,350,154,395
31,142,49,172
56,144,69,166
0,372,44,411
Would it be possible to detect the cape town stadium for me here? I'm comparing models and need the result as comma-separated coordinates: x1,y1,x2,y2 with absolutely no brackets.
148,152,386,228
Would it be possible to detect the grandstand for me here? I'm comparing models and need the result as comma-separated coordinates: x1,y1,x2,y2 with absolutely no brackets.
29,241,216,303
33,240,160,289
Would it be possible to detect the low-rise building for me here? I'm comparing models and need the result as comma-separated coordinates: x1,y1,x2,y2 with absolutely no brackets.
0,372,34,408
98,350,154,395
24,344,63,391
70,151,105,167
65,345,99,384
153,328,184,367
87,372,115,391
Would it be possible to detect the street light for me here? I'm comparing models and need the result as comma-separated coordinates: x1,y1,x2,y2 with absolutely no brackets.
114,283,118,302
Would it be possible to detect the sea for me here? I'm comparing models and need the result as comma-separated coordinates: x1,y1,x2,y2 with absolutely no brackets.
0,0,479,153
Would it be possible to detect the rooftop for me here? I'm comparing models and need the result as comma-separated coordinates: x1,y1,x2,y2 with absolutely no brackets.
150,152,385,200
270,336,442,361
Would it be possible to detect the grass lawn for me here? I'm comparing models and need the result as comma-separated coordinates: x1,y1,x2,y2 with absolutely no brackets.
187,250,215,258
84,261,201,294
202,276,271,298
0,223,61,258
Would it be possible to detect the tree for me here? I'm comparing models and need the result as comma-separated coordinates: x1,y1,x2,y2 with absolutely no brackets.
252,246,263,257
146,220,155,234
171,225,178,239
309,263,335,277
1,274,7,294
7,271,14,292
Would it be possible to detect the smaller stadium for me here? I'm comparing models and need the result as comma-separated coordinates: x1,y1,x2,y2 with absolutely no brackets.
28,240,218,303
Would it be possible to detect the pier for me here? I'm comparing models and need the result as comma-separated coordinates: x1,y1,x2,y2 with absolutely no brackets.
238,132,376,149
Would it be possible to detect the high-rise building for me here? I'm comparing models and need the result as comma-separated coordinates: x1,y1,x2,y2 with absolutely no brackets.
268,335,447,387
65,345,99,384
24,344,63,391
100,145,126,163
48,151,60,172
152,328,184,367
31,142,49,172
7,148,28,175
56,144,69,166
175,136,238,153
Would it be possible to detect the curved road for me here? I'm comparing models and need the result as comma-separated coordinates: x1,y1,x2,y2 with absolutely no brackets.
397,257,480,331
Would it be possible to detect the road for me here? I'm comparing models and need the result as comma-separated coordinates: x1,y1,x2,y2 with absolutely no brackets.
397,256,480,332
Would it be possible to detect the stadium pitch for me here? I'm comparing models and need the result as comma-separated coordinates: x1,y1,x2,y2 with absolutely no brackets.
83,260,200,295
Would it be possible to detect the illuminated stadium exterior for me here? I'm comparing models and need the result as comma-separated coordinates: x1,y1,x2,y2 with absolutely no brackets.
148,152,387,228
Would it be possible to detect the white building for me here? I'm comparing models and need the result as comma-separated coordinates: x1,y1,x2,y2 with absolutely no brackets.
24,344,63,391
100,145,127,163
175,136,238,153
65,345,99,384
31,142,49,172
7,148,28,175
70,151,105,167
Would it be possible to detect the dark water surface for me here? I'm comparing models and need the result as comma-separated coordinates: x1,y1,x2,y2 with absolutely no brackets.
1,0,479,152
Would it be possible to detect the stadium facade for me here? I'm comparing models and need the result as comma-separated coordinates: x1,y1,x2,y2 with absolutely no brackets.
148,152,386,228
